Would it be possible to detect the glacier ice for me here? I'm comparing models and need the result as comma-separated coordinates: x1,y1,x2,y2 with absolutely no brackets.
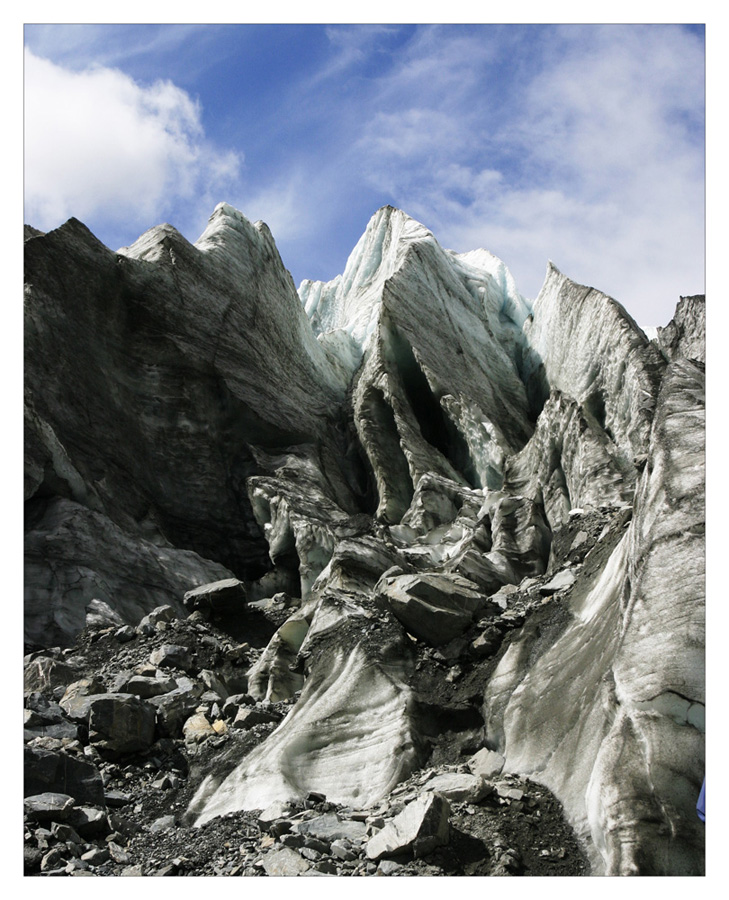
24,202,705,875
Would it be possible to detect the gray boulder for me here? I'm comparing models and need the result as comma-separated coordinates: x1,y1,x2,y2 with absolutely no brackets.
24,746,105,806
184,578,247,615
376,572,487,645
231,707,280,729
111,673,177,699
68,806,111,838
468,747,506,779
421,772,491,802
85,598,124,629
293,813,367,844
138,604,178,628
24,706,78,743
24,656,76,696
59,677,107,722
87,693,156,754
261,846,311,876
24,792,75,823
365,793,451,860
150,644,193,671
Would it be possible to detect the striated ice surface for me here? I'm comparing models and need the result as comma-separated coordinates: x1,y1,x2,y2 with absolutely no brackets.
25,201,705,875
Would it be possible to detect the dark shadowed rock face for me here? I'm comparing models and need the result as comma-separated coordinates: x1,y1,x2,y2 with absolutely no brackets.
24,206,359,646
24,205,704,876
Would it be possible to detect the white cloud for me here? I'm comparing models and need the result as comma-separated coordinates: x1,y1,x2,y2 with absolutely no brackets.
341,25,704,324
233,175,310,243
24,47,241,235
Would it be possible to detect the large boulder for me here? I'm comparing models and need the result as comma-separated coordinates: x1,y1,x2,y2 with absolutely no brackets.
23,655,75,696
87,694,156,755
376,572,488,645
365,793,451,860
183,578,247,615
24,746,105,806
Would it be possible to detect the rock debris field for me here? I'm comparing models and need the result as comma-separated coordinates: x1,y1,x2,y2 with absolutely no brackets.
24,595,588,877
24,204,705,876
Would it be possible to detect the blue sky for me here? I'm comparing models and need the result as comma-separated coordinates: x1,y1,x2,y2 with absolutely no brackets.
24,22,705,326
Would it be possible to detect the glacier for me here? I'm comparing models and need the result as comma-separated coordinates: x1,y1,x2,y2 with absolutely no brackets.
24,203,705,875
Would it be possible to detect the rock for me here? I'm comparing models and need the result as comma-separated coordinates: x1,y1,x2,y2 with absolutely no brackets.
24,844,44,872
221,693,255,718
149,644,193,671
182,712,216,743
111,674,177,698
199,668,230,700
330,839,357,861
87,694,156,754
257,800,295,831
138,605,178,629
365,793,451,860
40,846,69,871
114,625,136,643
59,677,107,722
24,792,75,822
152,773,180,790
67,806,110,838
377,859,404,875
150,814,177,832
293,813,367,844
496,785,524,801
468,748,506,779
104,790,132,808
51,822,83,843
81,846,110,864
261,846,311,876
280,833,305,849
376,572,487,645
471,626,503,658
24,746,105,806
23,705,79,743
24,656,76,696
538,569,577,595
184,578,248,615
148,679,203,737
231,707,280,729
108,841,131,864
421,773,491,803
121,865,144,876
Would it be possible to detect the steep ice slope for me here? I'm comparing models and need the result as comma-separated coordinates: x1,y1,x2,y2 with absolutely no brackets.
483,357,704,875
505,264,667,529
300,206,427,347
522,263,665,462
303,207,536,520
655,294,706,363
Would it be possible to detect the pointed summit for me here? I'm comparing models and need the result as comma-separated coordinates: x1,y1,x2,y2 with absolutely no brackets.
299,207,436,345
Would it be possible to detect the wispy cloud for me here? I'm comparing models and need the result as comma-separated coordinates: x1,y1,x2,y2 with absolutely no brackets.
329,24,704,323
318,25,401,81
24,47,241,243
